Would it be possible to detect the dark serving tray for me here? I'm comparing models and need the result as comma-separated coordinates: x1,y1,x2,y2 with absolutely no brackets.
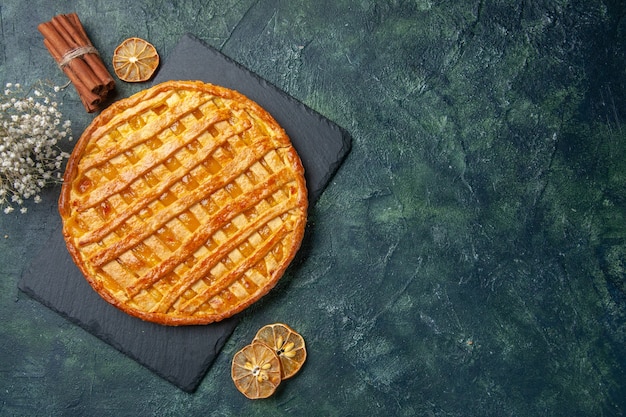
19,34,351,392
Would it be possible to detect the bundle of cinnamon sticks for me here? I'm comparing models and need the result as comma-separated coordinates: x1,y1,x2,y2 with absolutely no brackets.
39,13,115,113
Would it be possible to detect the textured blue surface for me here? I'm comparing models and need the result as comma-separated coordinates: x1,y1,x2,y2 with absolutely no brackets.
1,1,625,415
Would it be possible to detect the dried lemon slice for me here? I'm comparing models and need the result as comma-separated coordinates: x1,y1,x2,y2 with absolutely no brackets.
231,342,282,399
253,323,306,379
112,37,159,82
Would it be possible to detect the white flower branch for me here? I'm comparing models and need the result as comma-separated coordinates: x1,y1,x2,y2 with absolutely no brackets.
1,82,73,214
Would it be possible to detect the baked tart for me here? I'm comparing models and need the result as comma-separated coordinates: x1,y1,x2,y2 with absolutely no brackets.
59,80,307,325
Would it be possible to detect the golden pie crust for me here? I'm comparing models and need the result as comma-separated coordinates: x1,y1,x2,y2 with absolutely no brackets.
59,80,307,325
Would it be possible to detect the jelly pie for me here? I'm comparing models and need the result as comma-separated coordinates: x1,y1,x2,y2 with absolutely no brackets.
59,80,307,325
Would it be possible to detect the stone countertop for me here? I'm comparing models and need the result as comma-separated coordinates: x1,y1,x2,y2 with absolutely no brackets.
1,1,625,416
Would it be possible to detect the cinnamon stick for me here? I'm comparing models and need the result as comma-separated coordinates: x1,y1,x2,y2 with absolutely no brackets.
42,38,101,112
61,14,115,94
40,22,101,91
38,13,115,112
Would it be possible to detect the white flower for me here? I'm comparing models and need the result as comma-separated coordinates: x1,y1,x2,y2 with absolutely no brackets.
1,81,72,214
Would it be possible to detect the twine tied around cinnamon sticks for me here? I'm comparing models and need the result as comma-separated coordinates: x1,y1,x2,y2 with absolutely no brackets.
39,13,115,113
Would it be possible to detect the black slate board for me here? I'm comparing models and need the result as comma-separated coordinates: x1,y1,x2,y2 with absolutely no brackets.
18,34,351,392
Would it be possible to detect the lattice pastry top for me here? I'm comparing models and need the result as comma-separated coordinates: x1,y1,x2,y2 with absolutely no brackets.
59,80,307,325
